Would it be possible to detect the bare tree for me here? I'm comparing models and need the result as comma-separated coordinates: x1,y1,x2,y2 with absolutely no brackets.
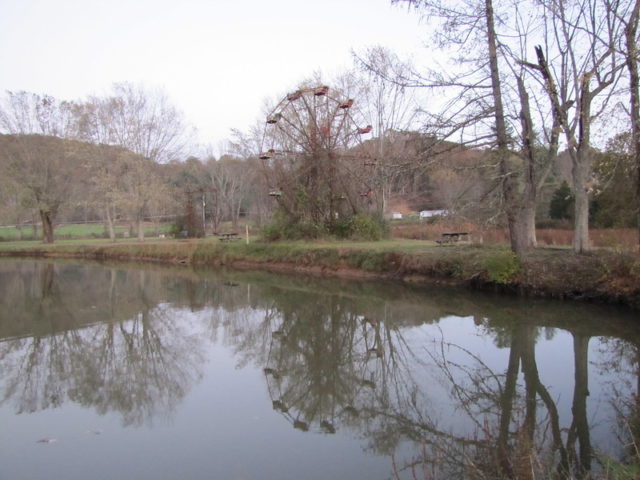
0,91,78,138
623,0,640,250
523,0,629,252
76,83,191,240
0,92,83,243
78,83,190,163
227,126,273,227
381,0,632,253
386,0,543,253
351,50,421,215
118,151,166,241
206,155,253,232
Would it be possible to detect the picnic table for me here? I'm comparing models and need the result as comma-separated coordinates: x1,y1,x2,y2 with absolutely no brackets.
218,232,240,242
436,232,470,244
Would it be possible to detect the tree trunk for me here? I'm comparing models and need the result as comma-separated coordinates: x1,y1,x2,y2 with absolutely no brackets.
570,69,596,254
136,212,145,242
105,204,116,243
109,268,117,318
39,209,55,244
32,213,39,238
626,0,640,251
570,333,592,477
514,204,537,250
485,0,529,255
519,326,570,475
516,75,539,250
232,200,240,231
518,325,538,479
572,152,591,253
41,263,55,297
497,332,521,478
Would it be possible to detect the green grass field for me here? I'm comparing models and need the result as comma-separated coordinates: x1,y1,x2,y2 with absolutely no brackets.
0,223,173,241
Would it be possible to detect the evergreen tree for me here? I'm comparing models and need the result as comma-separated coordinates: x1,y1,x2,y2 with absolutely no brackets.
549,181,574,220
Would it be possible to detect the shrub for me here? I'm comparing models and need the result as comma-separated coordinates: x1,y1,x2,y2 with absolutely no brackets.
349,214,388,241
263,211,386,241
262,212,326,241
329,214,387,240
170,216,203,238
330,217,354,239
483,250,521,284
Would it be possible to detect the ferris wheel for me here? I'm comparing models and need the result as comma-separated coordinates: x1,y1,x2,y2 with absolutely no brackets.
260,312,386,435
258,86,379,217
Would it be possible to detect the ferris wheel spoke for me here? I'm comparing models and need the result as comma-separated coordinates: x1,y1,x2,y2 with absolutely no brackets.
280,124,311,153
329,107,350,151
299,94,318,133
276,113,313,152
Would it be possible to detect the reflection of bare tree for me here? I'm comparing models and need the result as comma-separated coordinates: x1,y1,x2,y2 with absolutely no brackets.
567,334,592,477
594,337,640,472
0,264,205,426
196,271,640,479
231,290,608,480
72,304,203,426
263,297,364,433
213,283,423,439
3,260,640,477
1,329,87,413
360,323,601,480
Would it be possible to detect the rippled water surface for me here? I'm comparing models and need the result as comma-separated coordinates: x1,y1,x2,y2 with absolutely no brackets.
1,259,639,479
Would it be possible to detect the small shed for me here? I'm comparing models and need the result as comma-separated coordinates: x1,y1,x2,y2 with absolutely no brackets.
391,212,403,220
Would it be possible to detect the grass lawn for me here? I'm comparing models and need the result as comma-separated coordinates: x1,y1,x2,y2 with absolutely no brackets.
0,223,173,242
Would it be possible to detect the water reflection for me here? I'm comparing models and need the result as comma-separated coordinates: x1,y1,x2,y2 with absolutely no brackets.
1,260,639,479
0,261,205,425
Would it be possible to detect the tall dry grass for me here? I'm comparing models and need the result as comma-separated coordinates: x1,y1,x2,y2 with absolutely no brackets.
391,221,638,249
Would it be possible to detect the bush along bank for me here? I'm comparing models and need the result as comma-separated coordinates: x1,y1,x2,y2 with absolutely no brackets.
1,240,639,309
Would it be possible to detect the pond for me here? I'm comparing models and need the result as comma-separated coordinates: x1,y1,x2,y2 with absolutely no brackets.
0,259,639,479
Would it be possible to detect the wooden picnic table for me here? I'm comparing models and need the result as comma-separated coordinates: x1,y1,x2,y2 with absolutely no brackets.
219,232,240,242
437,232,470,244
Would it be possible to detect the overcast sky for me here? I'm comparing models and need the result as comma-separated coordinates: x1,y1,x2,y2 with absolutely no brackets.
0,0,428,152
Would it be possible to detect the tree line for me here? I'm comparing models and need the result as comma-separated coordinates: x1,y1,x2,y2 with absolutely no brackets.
0,85,267,242
1,0,640,254
369,0,640,253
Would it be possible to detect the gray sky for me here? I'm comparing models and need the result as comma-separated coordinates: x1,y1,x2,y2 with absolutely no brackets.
0,0,427,150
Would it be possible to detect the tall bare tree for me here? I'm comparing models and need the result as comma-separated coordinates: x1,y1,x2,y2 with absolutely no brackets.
76,83,191,240
388,0,632,253
623,0,640,250
524,0,629,252
118,151,166,241
388,0,546,253
206,155,254,232
78,83,190,163
227,126,274,227
352,50,421,216
0,92,83,243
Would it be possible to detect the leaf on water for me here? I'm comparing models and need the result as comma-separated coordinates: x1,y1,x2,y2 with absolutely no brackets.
36,438,57,444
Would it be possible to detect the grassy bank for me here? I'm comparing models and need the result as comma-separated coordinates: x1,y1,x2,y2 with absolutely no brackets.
1,237,639,309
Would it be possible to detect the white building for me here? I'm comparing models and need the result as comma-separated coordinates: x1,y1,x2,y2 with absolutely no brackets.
420,209,447,219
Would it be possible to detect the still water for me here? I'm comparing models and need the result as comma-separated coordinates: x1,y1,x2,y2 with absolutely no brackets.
0,259,639,479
